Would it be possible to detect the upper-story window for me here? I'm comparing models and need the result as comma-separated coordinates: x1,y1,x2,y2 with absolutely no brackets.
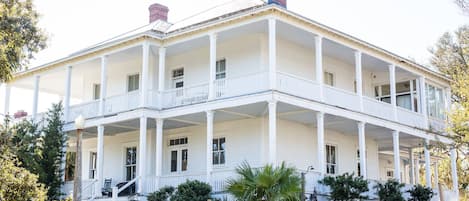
324,72,334,86
127,74,140,92
426,84,445,119
374,80,418,112
216,59,226,80
93,84,101,100
172,68,184,88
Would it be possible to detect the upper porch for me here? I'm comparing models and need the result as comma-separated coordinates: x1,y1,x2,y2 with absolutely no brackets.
2,15,450,133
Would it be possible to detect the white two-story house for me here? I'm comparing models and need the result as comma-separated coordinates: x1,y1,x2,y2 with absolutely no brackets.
0,0,459,200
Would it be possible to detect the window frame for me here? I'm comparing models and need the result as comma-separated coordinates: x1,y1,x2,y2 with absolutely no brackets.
374,79,418,112
126,73,140,92
171,68,184,88
89,151,97,179
325,144,338,175
216,59,226,80
212,137,226,166
323,71,335,86
168,136,189,173
93,84,101,100
123,146,137,181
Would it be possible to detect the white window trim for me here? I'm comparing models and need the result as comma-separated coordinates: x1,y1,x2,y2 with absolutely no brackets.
121,142,138,181
171,67,185,88
126,73,140,93
323,71,335,87
325,143,338,175
92,83,101,100
216,58,227,80
212,136,227,168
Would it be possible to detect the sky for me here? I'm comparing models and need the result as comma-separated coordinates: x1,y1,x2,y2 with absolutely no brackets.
1,0,468,116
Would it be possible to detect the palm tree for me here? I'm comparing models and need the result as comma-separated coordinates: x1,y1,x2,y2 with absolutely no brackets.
226,162,302,201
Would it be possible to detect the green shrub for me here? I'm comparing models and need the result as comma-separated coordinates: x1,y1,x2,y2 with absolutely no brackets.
407,185,434,201
147,186,175,201
171,180,212,201
319,172,369,201
374,179,405,201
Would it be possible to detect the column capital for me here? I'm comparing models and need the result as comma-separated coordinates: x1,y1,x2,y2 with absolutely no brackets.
316,111,325,117
209,32,218,40
159,47,166,54
206,110,215,117
101,54,108,60
357,121,366,127
354,50,362,57
388,63,395,69
156,118,164,126
314,35,323,42
268,99,277,106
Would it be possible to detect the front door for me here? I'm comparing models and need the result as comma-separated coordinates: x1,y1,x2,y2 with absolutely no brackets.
170,148,188,173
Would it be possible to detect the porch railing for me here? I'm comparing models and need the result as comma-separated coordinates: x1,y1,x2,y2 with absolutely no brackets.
161,83,209,109
277,71,320,101
104,91,140,115
214,72,269,99
363,97,394,120
67,100,99,122
397,107,426,128
323,85,360,111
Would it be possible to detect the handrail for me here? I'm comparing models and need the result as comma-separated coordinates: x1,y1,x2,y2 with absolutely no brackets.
162,82,209,93
69,99,100,109
323,84,358,97
396,106,424,117
117,176,139,194
277,71,318,85
82,179,98,200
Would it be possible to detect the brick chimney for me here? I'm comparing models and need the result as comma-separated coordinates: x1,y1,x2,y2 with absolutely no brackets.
268,0,287,8
148,3,169,23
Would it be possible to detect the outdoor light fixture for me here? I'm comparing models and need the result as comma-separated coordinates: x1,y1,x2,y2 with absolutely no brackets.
75,114,85,130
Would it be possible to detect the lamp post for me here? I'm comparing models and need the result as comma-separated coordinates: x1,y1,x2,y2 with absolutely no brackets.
73,115,85,201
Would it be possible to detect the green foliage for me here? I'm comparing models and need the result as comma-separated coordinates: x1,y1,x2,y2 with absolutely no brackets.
39,102,67,200
374,179,405,201
0,0,47,82
10,119,43,176
319,172,369,201
407,185,434,201
171,180,212,201
147,186,175,201
226,161,301,201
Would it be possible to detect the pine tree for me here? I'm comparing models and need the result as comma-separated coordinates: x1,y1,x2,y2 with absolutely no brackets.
40,102,67,200
10,119,43,176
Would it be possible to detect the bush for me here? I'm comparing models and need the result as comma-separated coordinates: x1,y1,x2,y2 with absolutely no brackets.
171,180,212,201
147,186,175,201
319,172,369,201
375,179,405,201
407,185,434,201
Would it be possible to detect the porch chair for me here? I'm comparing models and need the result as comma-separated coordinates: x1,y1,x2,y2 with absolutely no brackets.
101,178,112,197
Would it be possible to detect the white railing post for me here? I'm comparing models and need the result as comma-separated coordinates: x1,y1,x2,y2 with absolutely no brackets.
450,148,459,197
3,83,10,115
64,65,72,121
434,161,439,189
206,111,214,182
141,41,150,108
99,55,108,116
355,51,363,111
112,186,118,200
389,64,397,121
155,118,164,189
268,100,277,165
409,148,415,185
358,121,367,178
415,158,420,185
317,112,325,175
208,33,217,100
268,18,277,90
138,117,147,194
158,47,166,109
392,130,401,182
424,139,431,187
96,125,104,195
315,35,323,101
32,75,40,120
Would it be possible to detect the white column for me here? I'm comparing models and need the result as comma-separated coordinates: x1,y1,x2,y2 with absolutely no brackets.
355,51,363,111
140,41,150,107
138,117,147,194
32,75,40,119
450,148,459,196
96,125,104,192
158,47,166,109
206,111,214,182
268,18,277,90
419,76,429,128
389,64,397,120
316,112,325,175
155,119,163,188
409,148,415,185
392,130,401,182
315,36,323,101
424,139,431,187
415,159,420,184
208,33,217,100
99,56,108,116
3,84,10,115
64,66,72,121
268,100,277,164
358,122,367,178
434,161,439,189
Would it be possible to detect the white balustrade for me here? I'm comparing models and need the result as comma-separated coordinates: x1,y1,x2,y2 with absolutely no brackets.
104,91,140,115
428,117,446,133
276,72,320,101
159,173,207,189
161,83,209,108
397,107,426,128
214,72,269,99
363,97,394,120
323,85,361,111
68,100,99,122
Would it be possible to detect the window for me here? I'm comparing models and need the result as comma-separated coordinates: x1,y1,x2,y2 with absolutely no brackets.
216,59,226,80
127,74,139,92
386,169,394,179
171,150,178,172
169,137,188,146
89,152,97,179
93,84,101,100
326,144,337,174
375,80,418,112
172,68,184,88
426,84,445,119
65,152,76,181
324,72,334,86
181,149,188,171
356,150,361,177
213,138,226,165
124,147,137,181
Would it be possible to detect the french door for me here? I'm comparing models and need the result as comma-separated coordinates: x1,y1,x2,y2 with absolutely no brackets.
170,148,188,173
